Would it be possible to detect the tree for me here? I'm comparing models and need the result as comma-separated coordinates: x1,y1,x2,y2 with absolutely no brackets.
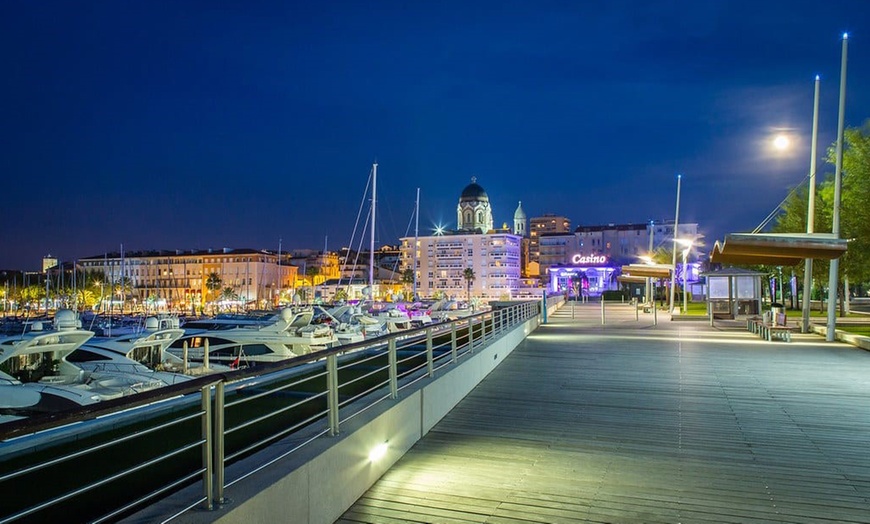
305,266,320,300
463,267,476,305
771,120,870,312
401,268,415,300
206,272,222,310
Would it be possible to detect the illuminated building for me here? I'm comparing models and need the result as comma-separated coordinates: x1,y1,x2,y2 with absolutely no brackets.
542,221,702,297
401,178,524,300
78,248,297,312
529,214,571,264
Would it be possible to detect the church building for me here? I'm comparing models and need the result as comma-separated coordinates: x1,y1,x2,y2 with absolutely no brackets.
401,178,526,300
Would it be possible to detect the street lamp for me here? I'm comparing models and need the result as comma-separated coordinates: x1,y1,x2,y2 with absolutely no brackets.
674,238,693,314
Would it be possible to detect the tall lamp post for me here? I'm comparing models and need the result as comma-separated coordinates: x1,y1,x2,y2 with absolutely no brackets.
826,33,848,342
669,174,682,314
802,75,821,334
674,238,693,314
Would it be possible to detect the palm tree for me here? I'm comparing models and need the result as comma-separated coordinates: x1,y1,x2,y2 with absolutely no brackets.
463,267,476,306
205,272,222,312
305,266,320,302
220,286,238,311
570,274,582,300
401,268,415,300
114,276,134,313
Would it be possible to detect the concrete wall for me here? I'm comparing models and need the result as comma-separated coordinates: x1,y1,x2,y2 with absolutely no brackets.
142,315,540,524
812,324,870,351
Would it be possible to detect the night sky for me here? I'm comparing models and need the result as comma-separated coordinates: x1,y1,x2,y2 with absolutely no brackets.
3,1,869,270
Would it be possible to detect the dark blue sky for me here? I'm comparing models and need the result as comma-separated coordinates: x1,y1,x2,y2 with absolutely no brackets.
2,1,869,270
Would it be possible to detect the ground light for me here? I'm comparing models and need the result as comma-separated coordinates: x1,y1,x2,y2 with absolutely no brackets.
369,442,389,462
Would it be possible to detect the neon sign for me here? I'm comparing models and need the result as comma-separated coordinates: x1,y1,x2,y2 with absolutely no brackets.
571,254,607,265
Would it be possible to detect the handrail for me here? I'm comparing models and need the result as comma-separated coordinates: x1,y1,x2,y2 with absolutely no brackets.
0,300,541,523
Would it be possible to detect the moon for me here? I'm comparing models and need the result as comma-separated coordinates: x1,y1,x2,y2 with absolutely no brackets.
773,134,790,151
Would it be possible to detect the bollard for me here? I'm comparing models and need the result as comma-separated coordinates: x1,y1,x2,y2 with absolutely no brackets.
542,290,548,324
601,298,605,325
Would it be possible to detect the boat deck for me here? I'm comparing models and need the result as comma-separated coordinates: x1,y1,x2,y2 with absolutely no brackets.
339,302,870,523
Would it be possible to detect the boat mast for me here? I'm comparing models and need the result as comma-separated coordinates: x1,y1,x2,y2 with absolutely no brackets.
413,187,419,299
369,163,377,293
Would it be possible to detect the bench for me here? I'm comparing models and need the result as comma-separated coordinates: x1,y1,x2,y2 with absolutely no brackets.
763,324,795,342
746,316,763,334
748,313,794,342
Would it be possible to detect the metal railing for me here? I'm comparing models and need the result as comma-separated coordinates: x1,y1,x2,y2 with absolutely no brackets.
0,300,540,523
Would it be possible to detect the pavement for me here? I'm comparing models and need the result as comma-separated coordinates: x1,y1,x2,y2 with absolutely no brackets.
339,301,870,523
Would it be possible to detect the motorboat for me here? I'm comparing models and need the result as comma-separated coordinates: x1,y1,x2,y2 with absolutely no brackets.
67,315,209,383
0,310,167,422
316,305,388,345
165,307,338,367
428,299,476,322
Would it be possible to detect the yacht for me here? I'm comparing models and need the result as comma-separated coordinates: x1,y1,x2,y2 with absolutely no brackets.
428,299,476,322
0,310,166,422
316,305,388,345
67,315,208,383
165,307,338,367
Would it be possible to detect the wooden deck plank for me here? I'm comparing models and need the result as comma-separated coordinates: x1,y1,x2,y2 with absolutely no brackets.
339,304,870,523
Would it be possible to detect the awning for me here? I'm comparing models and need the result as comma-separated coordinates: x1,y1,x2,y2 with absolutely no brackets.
620,263,673,279
617,275,648,284
709,232,848,266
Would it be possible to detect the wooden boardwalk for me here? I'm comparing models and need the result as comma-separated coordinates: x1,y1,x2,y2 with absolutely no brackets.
338,303,870,523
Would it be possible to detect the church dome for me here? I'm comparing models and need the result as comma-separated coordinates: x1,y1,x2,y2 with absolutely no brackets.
460,177,488,202
514,201,526,220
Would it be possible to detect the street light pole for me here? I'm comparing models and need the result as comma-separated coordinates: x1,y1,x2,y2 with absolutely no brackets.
802,75,820,334
669,174,681,314
682,248,689,313
826,34,848,342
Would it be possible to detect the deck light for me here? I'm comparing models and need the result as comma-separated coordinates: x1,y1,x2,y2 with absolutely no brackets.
369,442,388,462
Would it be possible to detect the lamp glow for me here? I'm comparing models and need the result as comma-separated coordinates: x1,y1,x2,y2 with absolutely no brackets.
369,442,388,462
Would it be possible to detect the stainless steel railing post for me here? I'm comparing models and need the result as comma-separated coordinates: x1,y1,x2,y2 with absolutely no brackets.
468,319,474,353
451,321,458,363
388,339,398,399
201,384,213,510
426,327,434,377
214,381,225,505
327,353,339,436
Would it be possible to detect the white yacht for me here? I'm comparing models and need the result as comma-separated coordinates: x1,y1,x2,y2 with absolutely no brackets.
165,307,338,367
0,310,167,422
428,299,476,322
67,315,206,383
317,305,388,345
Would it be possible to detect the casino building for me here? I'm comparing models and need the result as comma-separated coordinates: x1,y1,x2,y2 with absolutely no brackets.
542,222,701,297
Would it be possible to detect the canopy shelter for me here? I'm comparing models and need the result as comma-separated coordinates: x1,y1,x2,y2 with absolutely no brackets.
620,264,674,304
620,263,673,279
701,266,767,319
709,233,847,266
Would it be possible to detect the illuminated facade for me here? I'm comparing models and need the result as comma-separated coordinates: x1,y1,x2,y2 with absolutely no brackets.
529,214,571,264
541,221,700,270
400,233,522,300
79,248,297,312
544,221,703,297
401,178,524,300
456,177,494,233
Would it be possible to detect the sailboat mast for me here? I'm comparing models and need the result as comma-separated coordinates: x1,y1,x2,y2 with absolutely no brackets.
413,187,419,299
369,163,377,292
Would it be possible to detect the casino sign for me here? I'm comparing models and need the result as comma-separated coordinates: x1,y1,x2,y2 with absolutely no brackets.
571,254,607,265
